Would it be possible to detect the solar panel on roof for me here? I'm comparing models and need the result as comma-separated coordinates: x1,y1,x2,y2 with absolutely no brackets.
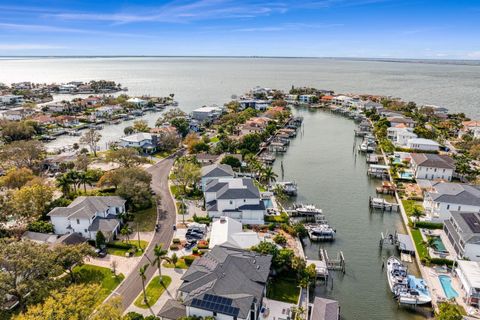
461,213,480,233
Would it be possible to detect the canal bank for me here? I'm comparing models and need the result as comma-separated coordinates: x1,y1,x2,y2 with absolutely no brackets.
272,108,427,320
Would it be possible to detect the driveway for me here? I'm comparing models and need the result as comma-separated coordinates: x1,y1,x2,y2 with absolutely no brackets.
107,151,182,311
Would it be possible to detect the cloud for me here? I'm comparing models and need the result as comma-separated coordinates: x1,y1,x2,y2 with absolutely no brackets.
0,44,65,50
232,22,343,32
0,22,153,38
466,51,480,59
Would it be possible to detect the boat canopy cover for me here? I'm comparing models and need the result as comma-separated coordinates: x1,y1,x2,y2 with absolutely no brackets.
397,233,415,253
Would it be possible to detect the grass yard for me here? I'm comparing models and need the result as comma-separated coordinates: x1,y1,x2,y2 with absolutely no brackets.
134,275,172,309
265,212,289,223
131,205,157,231
411,228,429,261
266,277,300,304
73,264,124,303
107,240,149,257
163,259,188,269
402,200,424,217
210,136,220,143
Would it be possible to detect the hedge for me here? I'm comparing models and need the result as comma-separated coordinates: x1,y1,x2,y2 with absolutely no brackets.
183,255,197,266
169,244,180,251
172,238,181,244
107,242,133,250
429,258,455,267
415,221,444,230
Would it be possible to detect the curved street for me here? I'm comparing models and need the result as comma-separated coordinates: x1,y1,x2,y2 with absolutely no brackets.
108,152,180,311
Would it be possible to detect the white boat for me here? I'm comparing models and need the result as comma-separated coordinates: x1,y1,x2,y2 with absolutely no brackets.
293,203,323,216
386,256,408,293
397,275,432,305
307,224,336,241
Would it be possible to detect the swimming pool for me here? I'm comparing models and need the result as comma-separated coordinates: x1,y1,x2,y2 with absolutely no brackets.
263,199,273,208
439,275,459,299
431,236,448,253
398,171,414,180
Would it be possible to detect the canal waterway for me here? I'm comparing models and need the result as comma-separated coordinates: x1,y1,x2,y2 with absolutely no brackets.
273,108,427,320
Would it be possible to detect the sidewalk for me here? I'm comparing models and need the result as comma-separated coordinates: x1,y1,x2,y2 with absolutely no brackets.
124,267,185,317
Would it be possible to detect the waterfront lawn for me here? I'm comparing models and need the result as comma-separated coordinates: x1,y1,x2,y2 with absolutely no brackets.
73,264,124,303
107,240,149,257
266,277,300,304
131,205,157,231
411,228,429,261
402,200,423,217
134,275,172,309
163,258,188,269
265,212,289,223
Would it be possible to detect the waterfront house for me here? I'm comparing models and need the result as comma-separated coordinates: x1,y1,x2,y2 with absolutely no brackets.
204,177,265,224
0,107,31,121
31,114,56,125
387,126,418,147
119,132,157,153
83,96,102,106
209,216,261,249
387,116,416,128
309,297,340,320
460,120,480,139
332,95,353,106
192,105,223,122
127,97,147,108
54,115,79,127
264,106,285,119
456,260,480,305
407,138,440,152
299,94,317,103
177,245,272,320
47,196,126,241
444,212,480,262
94,104,122,118
423,182,480,221
410,153,455,181
363,100,383,111
200,163,235,190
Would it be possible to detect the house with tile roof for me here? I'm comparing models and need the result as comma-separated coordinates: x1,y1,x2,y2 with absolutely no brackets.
423,182,480,221
204,177,265,224
410,153,455,181
177,245,272,320
47,196,126,241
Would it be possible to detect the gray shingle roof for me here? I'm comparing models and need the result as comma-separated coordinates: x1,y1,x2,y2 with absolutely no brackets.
311,297,339,320
179,245,272,319
428,182,480,207
201,164,235,178
47,196,125,219
411,153,455,169
448,211,480,244
88,217,120,233
157,299,186,319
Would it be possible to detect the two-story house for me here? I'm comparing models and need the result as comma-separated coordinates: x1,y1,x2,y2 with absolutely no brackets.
387,126,418,147
204,177,265,225
119,132,157,153
48,196,126,241
444,211,480,262
423,182,480,221
407,138,440,152
200,164,235,190
176,245,272,320
410,153,455,181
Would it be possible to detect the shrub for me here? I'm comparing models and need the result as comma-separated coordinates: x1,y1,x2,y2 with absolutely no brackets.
28,221,54,233
268,223,276,231
197,242,209,250
193,214,212,225
415,221,444,229
170,244,179,251
430,258,455,267
192,247,199,254
273,233,287,245
107,242,133,250
125,312,144,320
183,255,197,266
172,238,181,244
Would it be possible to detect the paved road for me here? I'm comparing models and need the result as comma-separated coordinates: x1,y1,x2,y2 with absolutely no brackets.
109,152,180,311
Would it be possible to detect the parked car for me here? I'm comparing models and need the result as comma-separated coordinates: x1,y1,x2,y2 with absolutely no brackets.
95,248,107,258
185,240,197,249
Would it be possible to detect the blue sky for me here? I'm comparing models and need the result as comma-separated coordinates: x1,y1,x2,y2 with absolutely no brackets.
0,0,479,58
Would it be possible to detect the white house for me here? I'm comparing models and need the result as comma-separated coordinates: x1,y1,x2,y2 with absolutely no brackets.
0,95,24,106
204,177,265,225
95,105,122,118
127,97,147,107
191,106,223,122
423,182,480,221
177,245,272,320
407,138,440,152
445,212,480,262
387,127,418,147
0,107,30,121
298,95,316,103
410,153,455,181
119,132,157,153
47,196,126,241
460,120,480,139
456,260,480,305
209,216,261,249
200,164,235,190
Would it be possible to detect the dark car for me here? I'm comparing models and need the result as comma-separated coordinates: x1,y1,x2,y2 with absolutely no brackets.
186,233,203,240
95,248,107,258
184,240,197,249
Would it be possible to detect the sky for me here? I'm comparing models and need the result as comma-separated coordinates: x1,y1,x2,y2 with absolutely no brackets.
0,0,479,59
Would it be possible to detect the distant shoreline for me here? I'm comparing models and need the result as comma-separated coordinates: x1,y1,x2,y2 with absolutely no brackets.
0,56,479,66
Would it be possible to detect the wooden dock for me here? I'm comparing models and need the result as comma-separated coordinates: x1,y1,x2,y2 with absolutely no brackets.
369,196,399,212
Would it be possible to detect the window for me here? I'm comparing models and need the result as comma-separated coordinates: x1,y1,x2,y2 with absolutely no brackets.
84,229,87,233
77,219,80,224
447,205,450,210
229,200,233,205
458,206,461,211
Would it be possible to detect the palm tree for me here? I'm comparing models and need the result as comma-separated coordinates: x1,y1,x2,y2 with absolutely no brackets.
411,207,425,228
423,237,438,254
65,170,80,193
260,166,278,186
152,244,171,283
56,174,72,196
120,225,132,243
139,264,149,305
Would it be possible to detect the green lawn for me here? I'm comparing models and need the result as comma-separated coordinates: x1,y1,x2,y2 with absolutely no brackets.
265,212,289,223
402,200,424,217
107,240,149,257
266,277,300,304
411,228,429,261
131,205,157,231
73,264,124,303
210,136,220,143
163,259,188,269
153,150,175,159
134,275,172,309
